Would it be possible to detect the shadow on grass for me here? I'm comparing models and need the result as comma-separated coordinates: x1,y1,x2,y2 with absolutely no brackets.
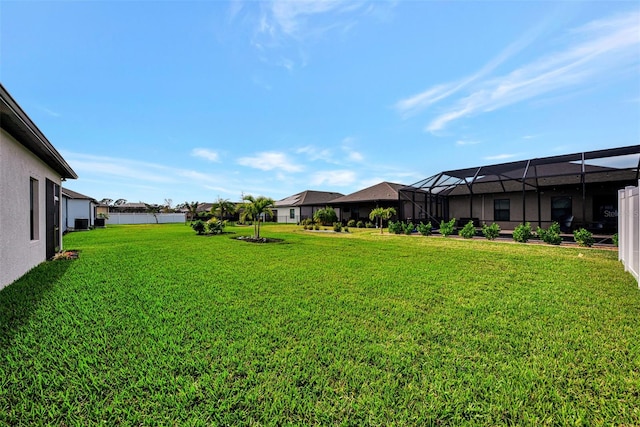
0,258,73,345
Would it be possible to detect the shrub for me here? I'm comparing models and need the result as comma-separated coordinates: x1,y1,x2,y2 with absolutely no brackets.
347,219,356,227
314,207,338,226
439,218,456,237
612,233,618,247
513,222,533,243
417,221,432,236
344,227,349,233
458,221,476,239
333,222,342,232
402,222,414,235
191,220,206,235
365,221,375,228
537,222,562,245
356,220,364,228
388,221,403,234
482,223,500,240
573,228,594,247
314,224,320,230
206,218,225,235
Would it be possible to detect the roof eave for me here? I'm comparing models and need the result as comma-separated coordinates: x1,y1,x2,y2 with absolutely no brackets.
0,84,78,180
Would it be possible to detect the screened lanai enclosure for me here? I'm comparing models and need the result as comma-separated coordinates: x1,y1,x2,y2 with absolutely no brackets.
399,145,640,233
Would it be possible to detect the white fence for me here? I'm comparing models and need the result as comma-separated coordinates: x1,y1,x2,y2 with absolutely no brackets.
619,183,640,287
106,213,186,225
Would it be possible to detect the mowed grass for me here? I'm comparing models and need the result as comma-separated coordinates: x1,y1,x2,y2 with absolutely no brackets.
1,224,639,426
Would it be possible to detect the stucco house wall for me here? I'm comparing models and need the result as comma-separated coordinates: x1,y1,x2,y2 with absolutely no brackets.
62,198,96,232
61,189,97,232
0,130,63,288
273,206,300,223
447,186,618,231
0,84,77,290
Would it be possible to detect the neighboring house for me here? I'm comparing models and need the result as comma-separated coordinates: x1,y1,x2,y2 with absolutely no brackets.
330,182,406,224
400,145,640,232
274,190,345,223
61,188,97,232
0,83,78,290
96,202,109,218
110,202,148,213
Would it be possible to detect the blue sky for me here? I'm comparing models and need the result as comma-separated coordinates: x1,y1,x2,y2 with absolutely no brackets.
2,1,639,205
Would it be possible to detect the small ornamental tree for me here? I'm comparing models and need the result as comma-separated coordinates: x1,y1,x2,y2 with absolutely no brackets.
482,223,500,240
211,198,236,221
417,221,432,236
241,195,275,239
513,222,533,243
185,201,200,224
369,207,396,234
191,220,206,235
388,221,403,235
314,207,338,226
537,222,562,245
573,228,594,247
439,218,456,237
459,221,476,239
402,221,414,235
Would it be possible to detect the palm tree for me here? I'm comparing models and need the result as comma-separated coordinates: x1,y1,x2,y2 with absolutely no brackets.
211,197,236,220
241,195,275,239
369,207,396,234
144,203,161,224
185,201,199,224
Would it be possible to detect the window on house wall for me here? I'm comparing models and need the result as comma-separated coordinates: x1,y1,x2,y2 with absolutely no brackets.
494,199,510,221
551,197,572,222
290,209,295,219
30,178,39,240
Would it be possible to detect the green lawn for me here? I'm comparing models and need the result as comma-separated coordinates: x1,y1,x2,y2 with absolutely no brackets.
1,223,639,426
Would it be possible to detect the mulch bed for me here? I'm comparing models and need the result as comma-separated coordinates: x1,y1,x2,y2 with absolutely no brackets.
234,236,284,244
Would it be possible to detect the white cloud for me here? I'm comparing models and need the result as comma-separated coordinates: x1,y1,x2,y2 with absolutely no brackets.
63,152,177,184
397,10,640,132
267,0,366,37
395,13,550,118
250,1,393,69
310,169,356,186
191,148,220,162
297,145,334,162
340,137,364,162
237,151,303,172
348,151,364,162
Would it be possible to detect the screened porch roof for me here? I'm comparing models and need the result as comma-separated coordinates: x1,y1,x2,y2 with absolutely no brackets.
403,145,640,196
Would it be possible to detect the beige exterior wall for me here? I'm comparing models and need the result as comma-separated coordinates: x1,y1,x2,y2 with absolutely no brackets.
448,187,595,230
0,129,63,290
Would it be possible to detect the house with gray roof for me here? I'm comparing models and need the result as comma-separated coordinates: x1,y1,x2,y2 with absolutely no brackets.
0,83,77,290
274,190,345,223
330,182,405,224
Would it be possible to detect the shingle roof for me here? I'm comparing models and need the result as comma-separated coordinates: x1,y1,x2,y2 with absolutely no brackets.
330,182,406,204
275,190,345,207
61,188,97,201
